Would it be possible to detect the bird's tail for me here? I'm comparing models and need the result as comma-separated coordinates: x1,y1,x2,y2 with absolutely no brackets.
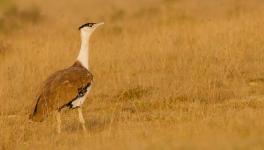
29,96,45,122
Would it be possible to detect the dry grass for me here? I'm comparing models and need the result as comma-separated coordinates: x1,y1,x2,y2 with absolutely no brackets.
2,0,264,149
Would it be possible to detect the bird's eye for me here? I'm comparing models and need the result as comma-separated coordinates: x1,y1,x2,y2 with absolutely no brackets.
88,23,96,27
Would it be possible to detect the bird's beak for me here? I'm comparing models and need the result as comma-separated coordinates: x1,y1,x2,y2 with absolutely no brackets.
94,22,104,28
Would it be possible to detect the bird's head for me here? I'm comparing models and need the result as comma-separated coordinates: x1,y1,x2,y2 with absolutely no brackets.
79,22,104,38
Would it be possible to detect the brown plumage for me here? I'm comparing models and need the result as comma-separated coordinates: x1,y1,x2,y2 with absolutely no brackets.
29,61,93,122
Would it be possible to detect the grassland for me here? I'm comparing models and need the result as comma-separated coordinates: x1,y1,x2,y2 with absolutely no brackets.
2,0,264,149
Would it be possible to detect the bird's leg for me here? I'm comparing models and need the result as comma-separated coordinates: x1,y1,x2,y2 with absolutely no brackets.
77,107,87,132
56,111,61,134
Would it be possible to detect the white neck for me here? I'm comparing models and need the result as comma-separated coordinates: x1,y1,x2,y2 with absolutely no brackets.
77,31,91,69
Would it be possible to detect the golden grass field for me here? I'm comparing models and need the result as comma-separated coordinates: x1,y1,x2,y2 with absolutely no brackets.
2,0,264,149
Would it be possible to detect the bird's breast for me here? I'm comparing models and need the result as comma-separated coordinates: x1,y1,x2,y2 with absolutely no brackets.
70,86,92,108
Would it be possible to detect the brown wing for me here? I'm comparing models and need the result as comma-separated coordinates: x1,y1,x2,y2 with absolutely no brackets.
29,63,93,122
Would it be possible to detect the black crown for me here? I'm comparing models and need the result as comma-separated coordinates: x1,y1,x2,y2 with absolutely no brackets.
78,23,96,30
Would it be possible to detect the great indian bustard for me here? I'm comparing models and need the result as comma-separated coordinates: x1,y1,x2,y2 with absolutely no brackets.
29,22,104,133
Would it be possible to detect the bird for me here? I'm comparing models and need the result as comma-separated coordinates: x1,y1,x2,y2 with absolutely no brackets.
29,22,104,133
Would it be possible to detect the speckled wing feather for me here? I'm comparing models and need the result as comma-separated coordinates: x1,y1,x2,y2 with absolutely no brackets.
29,62,93,122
